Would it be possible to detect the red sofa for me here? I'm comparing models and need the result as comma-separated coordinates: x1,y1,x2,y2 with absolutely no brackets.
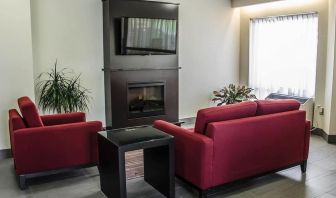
154,99,311,198
8,96,103,189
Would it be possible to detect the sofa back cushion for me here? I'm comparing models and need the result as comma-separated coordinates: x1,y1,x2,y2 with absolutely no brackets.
195,101,257,134
256,99,300,116
18,96,44,128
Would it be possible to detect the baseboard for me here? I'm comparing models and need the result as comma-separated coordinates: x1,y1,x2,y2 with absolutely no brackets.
0,149,12,160
311,128,336,143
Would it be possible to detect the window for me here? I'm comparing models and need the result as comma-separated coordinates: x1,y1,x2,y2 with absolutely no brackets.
249,13,318,98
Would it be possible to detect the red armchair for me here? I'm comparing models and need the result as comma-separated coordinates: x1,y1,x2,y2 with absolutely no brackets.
8,96,103,189
154,100,311,198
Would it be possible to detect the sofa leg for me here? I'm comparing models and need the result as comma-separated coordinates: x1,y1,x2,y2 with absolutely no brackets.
18,175,27,190
301,160,307,173
199,189,207,198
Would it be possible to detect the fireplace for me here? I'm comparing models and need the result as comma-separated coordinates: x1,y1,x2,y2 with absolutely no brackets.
106,69,178,129
127,82,165,119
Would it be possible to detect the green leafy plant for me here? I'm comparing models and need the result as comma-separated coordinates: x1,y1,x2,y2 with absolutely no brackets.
212,84,257,106
35,60,91,113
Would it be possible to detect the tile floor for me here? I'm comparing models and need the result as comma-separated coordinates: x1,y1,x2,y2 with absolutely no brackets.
1,135,336,198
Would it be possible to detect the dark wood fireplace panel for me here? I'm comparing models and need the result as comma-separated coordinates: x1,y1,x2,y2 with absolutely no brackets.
103,0,179,129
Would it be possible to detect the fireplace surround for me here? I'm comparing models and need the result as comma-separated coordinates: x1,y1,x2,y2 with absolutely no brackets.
106,69,178,129
103,0,179,129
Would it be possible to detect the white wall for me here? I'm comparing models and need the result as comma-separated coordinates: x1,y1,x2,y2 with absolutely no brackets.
156,0,241,118
179,0,240,118
30,0,240,120
0,0,35,150
30,0,106,124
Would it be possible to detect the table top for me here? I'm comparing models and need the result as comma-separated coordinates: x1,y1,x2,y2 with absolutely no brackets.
98,126,173,147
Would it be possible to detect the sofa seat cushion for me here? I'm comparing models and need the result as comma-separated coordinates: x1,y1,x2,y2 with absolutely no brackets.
18,96,44,128
194,101,257,134
256,99,300,116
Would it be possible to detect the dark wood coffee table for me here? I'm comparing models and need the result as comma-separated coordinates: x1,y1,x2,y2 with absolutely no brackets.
97,126,175,198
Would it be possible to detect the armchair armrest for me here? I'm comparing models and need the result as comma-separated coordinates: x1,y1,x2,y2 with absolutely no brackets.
41,112,86,126
153,120,213,190
13,121,102,174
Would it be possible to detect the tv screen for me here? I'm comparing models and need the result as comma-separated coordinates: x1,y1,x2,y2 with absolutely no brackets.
121,17,177,55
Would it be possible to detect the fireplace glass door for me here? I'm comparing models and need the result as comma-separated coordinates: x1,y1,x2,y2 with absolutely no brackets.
127,82,165,119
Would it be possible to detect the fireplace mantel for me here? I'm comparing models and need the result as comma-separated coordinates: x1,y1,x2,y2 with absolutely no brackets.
102,67,181,72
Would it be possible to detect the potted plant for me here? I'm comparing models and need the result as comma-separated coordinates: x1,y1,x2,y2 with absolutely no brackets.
35,60,91,113
212,84,257,106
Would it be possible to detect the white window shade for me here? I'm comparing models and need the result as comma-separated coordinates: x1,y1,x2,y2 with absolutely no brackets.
249,13,318,99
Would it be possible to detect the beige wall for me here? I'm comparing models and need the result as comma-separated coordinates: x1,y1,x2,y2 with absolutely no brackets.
149,0,241,118
239,0,329,131
30,0,241,120
170,0,241,118
324,0,336,135
0,0,35,149
30,0,106,124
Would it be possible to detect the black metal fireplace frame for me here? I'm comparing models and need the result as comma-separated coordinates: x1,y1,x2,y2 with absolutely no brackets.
126,81,167,119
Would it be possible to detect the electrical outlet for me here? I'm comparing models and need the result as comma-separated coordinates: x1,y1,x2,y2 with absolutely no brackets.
317,105,324,115
319,107,324,115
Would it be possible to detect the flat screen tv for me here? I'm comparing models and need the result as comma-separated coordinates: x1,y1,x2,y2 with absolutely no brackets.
121,17,177,55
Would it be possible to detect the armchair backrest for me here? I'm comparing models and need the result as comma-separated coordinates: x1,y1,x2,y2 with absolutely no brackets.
18,96,44,128
194,101,257,134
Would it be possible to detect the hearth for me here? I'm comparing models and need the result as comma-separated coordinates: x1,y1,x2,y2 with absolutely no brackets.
127,82,165,119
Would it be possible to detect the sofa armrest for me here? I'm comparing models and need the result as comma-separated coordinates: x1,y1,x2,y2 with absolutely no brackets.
153,120,213,190
40,112,86,126
13,121,102,174
304,121,311,160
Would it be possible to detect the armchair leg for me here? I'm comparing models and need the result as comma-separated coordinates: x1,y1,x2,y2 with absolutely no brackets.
18,175,27,190
301,160,307,174
199,189,208,198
